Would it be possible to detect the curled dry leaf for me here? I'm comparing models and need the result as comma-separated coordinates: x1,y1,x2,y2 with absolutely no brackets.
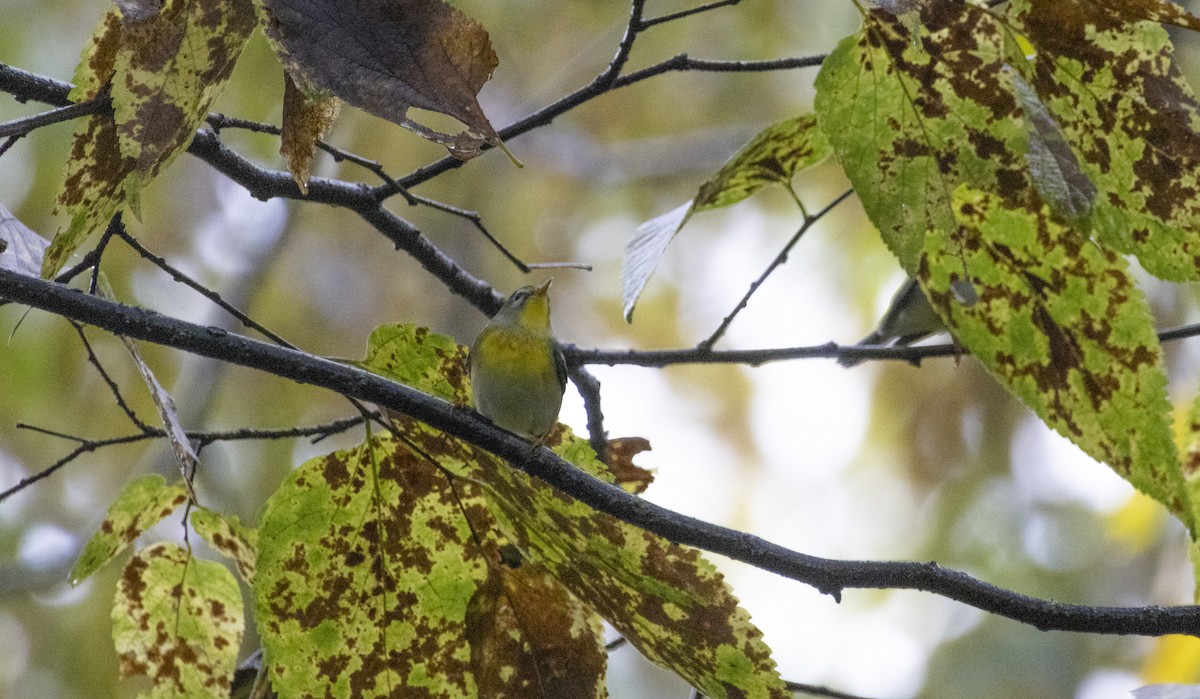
605,436,654,494
280,74,341,195
259,0,507,160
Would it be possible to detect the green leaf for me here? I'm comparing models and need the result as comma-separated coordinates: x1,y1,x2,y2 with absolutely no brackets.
113,542,243,698
1007,0,1200,281
356,323,470,403
813,2,1028,273
473,438,786,699
693,114,829,212
69,474,188,586
930,186,1187,528
815,1,1193,528
191,508,258,584
255,438,487,698
51,0,256,276
356,324,784,696
622,114,829,321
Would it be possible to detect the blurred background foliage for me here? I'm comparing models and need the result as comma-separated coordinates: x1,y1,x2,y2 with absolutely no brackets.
4,0,1200,697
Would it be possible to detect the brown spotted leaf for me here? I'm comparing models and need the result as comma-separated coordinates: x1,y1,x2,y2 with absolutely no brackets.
465,559,607,698
476,440,787,699
259,0,504,158
50,0,255,276
69,474,188,586
281,73,341,195
1082,0,1200,30
925,187,1186,527
254,436,491,698
815,2,1193,529
358,324,784,697
112,542,243,698
813,2,1028,273
191,508,258,584
1007,0,1200,281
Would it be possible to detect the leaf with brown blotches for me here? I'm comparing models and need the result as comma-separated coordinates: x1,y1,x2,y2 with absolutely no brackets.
354,324,788,698
259,0,506,160
113,543,243,698
814,0,1193,532
466,560,607,698
191,508,258,584
1007,0,1200,281
69,474,188,586
281,74,340,195
50,0,255,276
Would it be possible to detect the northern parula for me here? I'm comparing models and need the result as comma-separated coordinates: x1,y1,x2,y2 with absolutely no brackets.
469,279,566,438
839,277,945,368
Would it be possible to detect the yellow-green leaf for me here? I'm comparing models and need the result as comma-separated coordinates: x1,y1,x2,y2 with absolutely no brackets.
51,0,255,276
815,1,1193,529
693,114,829,212
255,438,489,698
477,440,788,699
928,186,1187,527
113,542,243,698
622,114,829,321
191,508,258,584
1007,0,1200,281
356,323,470,404
813,2,1028,273
69,473,188,586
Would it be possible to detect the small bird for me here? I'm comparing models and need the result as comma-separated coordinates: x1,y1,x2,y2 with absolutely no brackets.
469,279,567,439
839,277,946,368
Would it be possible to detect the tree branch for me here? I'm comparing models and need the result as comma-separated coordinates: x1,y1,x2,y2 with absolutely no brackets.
1,267,1196,638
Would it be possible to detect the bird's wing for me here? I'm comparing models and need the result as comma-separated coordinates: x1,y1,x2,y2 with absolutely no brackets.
553,341,568,392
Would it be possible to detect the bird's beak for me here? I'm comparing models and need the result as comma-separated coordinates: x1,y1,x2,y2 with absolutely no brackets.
533,278,553,296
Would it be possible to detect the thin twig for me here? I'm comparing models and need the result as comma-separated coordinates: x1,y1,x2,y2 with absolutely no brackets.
0,433,149,501
0,135,19,159
0,415,368,502
567,318,1200,368
15,423,89,442
699,189,854,350
73,323,151,431
111,224,295,348
639,0,742,29
388,53,825,196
